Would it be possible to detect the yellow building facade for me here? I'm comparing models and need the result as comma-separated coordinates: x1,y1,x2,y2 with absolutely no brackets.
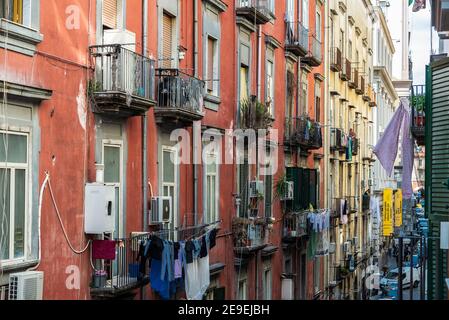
326,0,377,300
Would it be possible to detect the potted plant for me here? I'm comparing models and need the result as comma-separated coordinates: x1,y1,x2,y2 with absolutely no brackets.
239,96,273,131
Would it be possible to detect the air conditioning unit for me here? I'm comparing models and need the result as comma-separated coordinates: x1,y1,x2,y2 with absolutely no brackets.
329,242,336,254
281,278,294,300
281,181,294,200
150,196,172,224
84,183,116,234
249,180,264,198
9,271,44,300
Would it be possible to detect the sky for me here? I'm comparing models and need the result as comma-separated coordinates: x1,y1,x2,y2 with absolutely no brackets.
409,3,440,84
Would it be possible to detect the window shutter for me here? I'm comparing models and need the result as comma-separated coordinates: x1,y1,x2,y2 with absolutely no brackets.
103,0,117,29
309,170,317,209
301,169,309,209
207,37,214,92
162,13,174,68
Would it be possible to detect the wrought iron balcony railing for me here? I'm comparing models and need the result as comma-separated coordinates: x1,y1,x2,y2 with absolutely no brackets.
295,116,323,150
235,0,275,24
330,47,342,72
154,68,205,124
90,233,150,298
282,211,308,241
340,58,351,81
302,34,322,67
285,21,309,57
232,217,267,253
356,75,365,95
348,68,359,89
411,84,425,145
89,44,156,117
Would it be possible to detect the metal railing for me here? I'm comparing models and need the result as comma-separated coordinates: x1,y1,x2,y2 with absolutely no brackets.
236,0,274,16
331,47,342,71
358,75,365,94
342,58,351,81
156,68,205,114
92,233,149,291
350,68,359,88
310,34,322,61
411,85,425,130
283,211,308,239
285,21,309,51
352,137,359,155
89,44,156,101
232,217,266,248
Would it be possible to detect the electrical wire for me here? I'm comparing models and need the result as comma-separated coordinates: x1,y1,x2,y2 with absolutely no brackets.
47,176,91,254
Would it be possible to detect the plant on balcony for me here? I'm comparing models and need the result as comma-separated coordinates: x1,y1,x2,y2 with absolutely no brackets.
274,173,288,200
412,94,425,112
239,96,273,131
232,217,250,247
339,266,350,278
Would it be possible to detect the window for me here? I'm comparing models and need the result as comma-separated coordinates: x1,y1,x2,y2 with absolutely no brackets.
329,16,334,48
286,69,295,118
103,0,117,29
103,142,123,239
0,132,29,262
300,71,308,116
0,0,22,23
313,256,321,294
348,40,352,60
302,0,308,28
263,267,272,300
315,10,321,41
204,152,219,223
264,173,272,218
162,13,174,68
339,29,344,52
266,55,274,116
162,146,178,239
286,0,294,22
314,80,321,122
240,66,249,102
206,37,218,95
238,158,249,218
237,278,247,300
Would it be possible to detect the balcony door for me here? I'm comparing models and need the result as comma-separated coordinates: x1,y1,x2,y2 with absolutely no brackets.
103,141,124,240
161,146,178,240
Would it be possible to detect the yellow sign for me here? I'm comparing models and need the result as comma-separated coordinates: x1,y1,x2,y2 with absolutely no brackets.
394,189,403,227
383,188,394,236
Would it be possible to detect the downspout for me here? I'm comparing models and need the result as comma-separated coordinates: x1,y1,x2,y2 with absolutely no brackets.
142,0,148,231
323,0,330,299
141,0,148,300
257,26,262,100
193,0,199,226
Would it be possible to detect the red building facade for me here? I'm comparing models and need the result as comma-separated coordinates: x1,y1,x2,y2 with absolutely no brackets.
0,0,325,300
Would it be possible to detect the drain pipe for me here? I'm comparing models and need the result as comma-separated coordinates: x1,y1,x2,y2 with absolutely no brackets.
142,0,149,232
193,0,199,226
141,0,149,301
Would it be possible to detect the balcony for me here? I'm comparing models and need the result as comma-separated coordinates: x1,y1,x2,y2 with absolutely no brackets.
232,217,268,255
154,68,205,125
89,44,156,117
302,34,322,67
368,85,376,106
352,137,360,155
239,96,273,131
356,75,365,95
90,234,150,299
330,47,342,72
285,21,309,57
282,211,308,243
295,116,323,150
235,0,275,25
284,117,299,147
330,128,346,152
340,58,351,81
348,68,359,89
411,85,425,146
363,83,371,102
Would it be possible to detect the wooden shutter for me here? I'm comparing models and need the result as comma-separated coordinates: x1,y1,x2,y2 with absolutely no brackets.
309,170,317,209
207,37,214,93
162,13,173,68
239,160,249,218
103,0,117,29
301,169,309,209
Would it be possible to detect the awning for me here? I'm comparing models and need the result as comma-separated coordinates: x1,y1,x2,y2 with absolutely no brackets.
261,245,278,257
209,262,225,276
